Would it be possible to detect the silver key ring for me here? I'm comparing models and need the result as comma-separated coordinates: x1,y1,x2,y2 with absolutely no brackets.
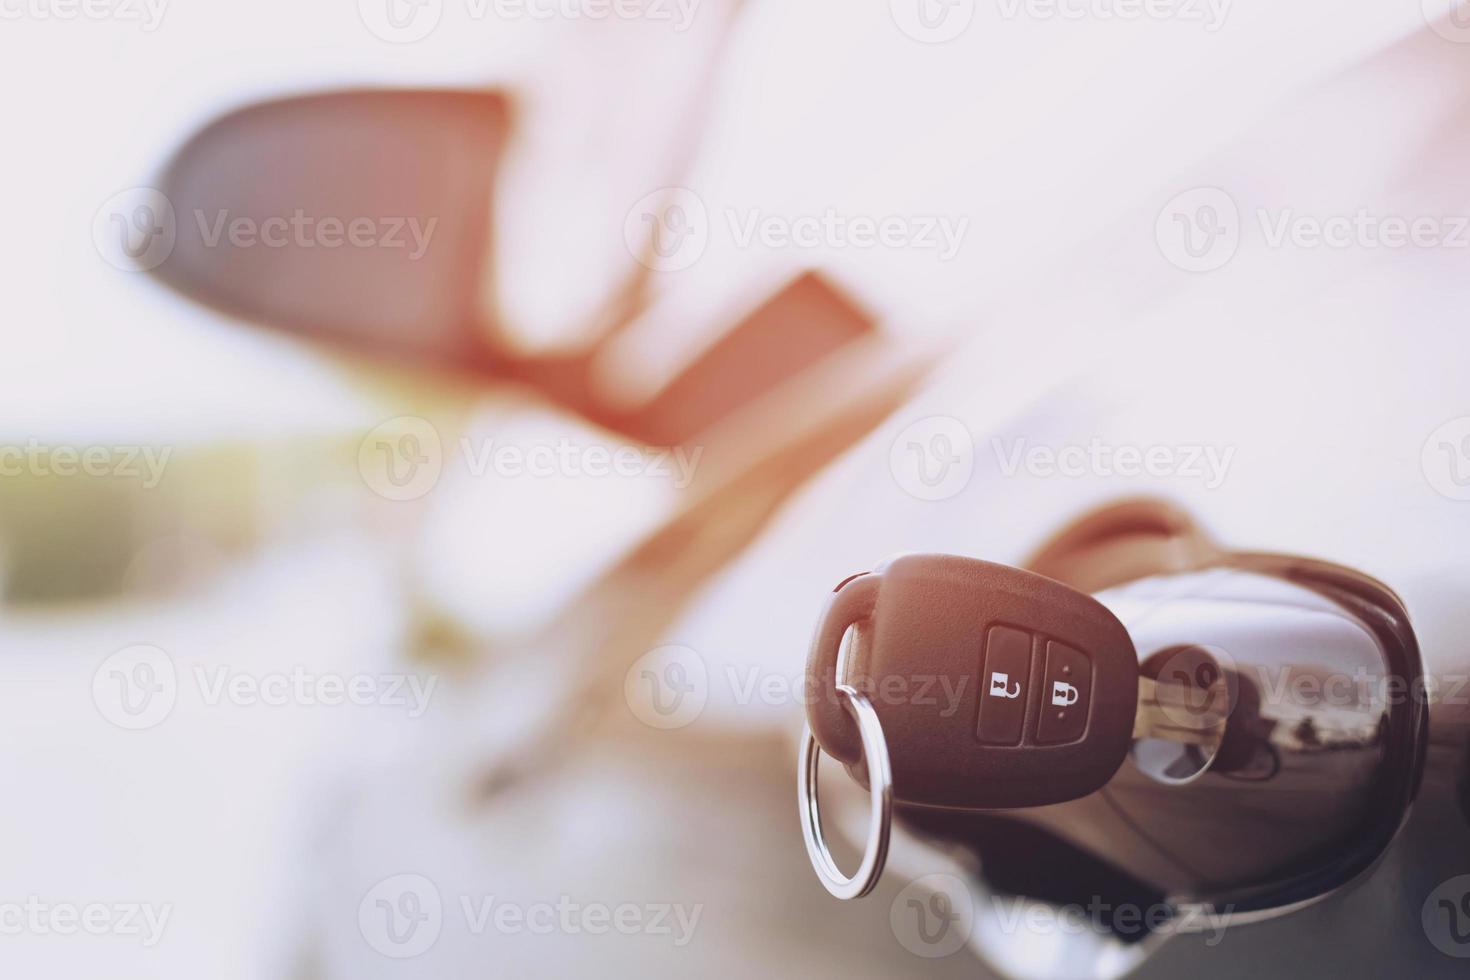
797,684,892,900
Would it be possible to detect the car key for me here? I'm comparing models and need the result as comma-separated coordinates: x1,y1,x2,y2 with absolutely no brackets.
798,553,1139,897
806,553,1138,808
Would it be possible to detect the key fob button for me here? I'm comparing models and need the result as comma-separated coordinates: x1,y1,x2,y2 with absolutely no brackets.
977,625,1032,745
1036,640,1091,744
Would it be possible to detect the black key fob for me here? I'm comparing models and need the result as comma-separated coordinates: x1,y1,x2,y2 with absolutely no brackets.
805,554,1138,809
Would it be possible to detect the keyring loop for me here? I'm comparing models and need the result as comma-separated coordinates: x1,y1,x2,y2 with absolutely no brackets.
798,684,892,900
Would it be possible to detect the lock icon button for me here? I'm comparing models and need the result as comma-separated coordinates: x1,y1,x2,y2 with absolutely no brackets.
1036,640,1092,744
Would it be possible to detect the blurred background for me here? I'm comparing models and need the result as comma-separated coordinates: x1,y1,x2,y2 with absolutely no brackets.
4,1,1470,977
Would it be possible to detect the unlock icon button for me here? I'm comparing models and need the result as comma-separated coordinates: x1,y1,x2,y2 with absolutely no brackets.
977,625,1032,745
